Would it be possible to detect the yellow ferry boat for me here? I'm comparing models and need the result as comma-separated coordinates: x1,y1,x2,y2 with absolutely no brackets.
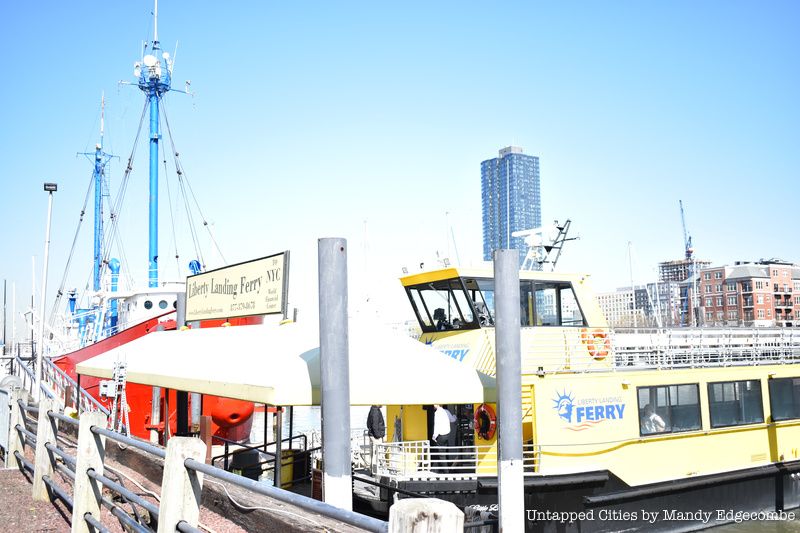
365,266,800,531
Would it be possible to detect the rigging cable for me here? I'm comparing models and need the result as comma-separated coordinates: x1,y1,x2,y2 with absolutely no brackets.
47,174,96,327
161,99,226,267
98,99,150,290
158,103,182,278
160,100,205,268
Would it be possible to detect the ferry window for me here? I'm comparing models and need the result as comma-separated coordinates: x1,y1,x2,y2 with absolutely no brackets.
463,278,494,327
158,300,168,309
406,278,478,333
637,384,701,436
708,380,764,428
522,281,585,327
769,378,800,421
173,300,178,309
144,300,153,310
408,289,433,329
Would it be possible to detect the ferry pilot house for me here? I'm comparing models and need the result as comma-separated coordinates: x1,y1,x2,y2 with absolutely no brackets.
405,276,586,333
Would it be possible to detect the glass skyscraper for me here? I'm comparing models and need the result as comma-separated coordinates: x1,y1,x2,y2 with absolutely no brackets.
481,146,541,265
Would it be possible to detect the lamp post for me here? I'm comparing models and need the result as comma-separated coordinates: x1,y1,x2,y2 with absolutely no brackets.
35,182,57,402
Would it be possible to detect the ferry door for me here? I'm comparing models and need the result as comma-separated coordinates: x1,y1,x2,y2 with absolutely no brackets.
455,404,475,447
424,404,474,447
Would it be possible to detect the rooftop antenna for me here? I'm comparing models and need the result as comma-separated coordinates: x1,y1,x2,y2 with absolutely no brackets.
153,0,159,49
513,219,577,271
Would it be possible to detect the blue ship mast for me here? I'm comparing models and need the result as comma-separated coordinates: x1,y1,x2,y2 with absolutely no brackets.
80,94,114,293
135,0,172,288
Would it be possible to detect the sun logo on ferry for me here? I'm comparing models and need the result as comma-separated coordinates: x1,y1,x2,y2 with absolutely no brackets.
552,390,575,423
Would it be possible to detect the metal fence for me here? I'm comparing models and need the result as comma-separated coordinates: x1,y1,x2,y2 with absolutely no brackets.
375,440,540,480
0,388,395,532
612,327,800,369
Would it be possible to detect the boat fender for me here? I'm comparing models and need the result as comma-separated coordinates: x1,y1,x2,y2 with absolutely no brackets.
474,403,497,441
581,328,610,361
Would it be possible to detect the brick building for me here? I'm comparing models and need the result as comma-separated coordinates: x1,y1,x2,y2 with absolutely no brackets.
694,260,800,327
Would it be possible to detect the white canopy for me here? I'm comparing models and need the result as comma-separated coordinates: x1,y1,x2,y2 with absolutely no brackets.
76,320,496,406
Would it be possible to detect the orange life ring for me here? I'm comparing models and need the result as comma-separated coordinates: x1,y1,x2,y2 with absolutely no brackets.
581,328,611,361
474,403,497,441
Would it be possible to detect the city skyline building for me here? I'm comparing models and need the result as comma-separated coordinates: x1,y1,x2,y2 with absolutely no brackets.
600,259,799,328
481,146,541,266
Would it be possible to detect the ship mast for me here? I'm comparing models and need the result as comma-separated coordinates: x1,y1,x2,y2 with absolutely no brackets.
92,94,112,291
136,0,172,288
78,94,114,293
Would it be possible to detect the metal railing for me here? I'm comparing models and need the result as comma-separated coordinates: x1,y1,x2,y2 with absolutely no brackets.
613,327,800,370
1,389,482,533
186,458,388,532
42,357,109,415
9,355,109,415
519,327,800,374
374,440,540,480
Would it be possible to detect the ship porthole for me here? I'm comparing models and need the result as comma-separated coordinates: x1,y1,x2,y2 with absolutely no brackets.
144,300,153,310
159,300,168,309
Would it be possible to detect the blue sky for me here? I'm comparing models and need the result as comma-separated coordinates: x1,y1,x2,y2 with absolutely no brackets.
0,1,798,335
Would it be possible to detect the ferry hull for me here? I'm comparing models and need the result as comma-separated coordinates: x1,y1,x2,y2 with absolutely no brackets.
376,462,800,531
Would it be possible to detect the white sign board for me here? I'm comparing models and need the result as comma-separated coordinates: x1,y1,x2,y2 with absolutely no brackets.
185,251,289,321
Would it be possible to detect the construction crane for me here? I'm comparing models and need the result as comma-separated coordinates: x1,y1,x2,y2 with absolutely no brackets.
680,200,694,260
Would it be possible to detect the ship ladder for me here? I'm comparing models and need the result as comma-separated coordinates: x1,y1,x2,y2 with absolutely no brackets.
109,358,130,436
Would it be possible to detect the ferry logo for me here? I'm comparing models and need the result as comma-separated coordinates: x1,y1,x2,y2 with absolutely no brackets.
552,390,625,431
553,390,574,423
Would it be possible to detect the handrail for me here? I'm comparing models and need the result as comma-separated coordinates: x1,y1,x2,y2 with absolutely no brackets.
185,458,389,533
42,357,110,415
7,392,415,533
212,432,309,470
176,521,203,533
49,411,80,426
15,424,38,445
13,450,34,472
42,475,74,511
101,495,152,533
12,355,55,400
87,469,160,520
83,514,110,533
45,441,77,469
91,426,167,459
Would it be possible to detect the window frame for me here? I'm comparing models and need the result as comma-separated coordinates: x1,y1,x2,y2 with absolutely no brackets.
768,377,800,422
636,383,702,437
707,379,765,429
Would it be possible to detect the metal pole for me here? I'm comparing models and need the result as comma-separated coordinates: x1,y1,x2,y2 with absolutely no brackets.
318,237,352,511
31,256,35,355
150,385,162,444
494,249,524,531
3,279,6,355
275,406,283,488
11,282,15,356
148,92,160,288
35,184,57,402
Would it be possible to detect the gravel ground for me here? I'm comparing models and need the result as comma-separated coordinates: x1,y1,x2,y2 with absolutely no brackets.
0,446,248,533
0,468,71,532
